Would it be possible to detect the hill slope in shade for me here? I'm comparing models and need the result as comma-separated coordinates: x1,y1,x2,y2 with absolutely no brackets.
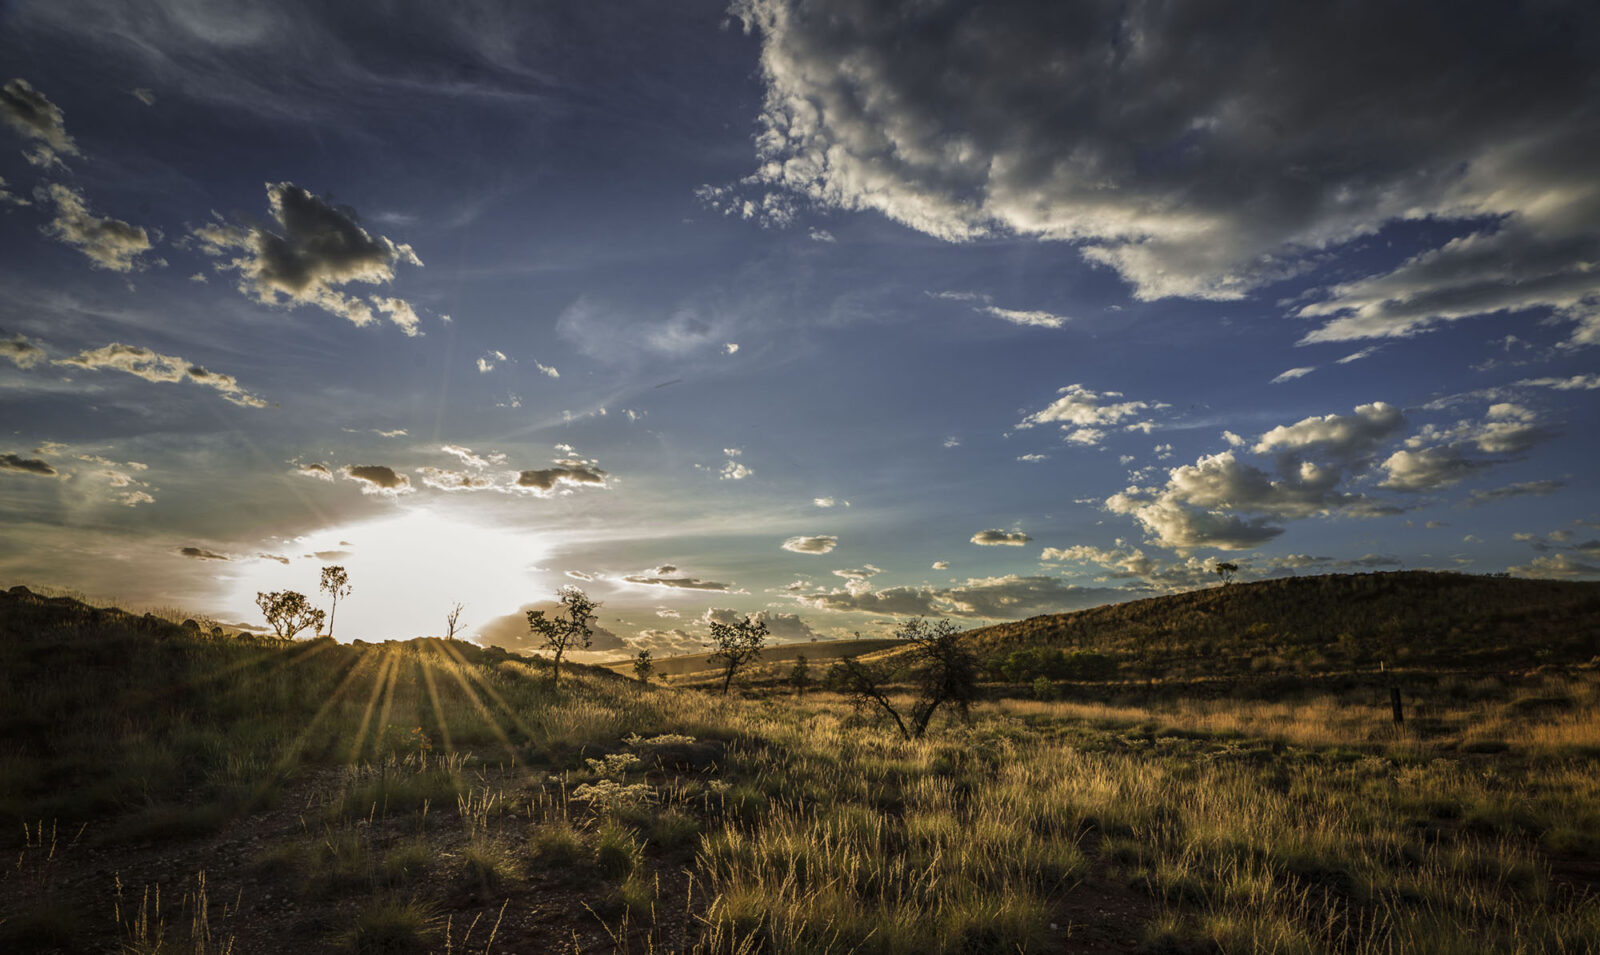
960,571,1600,678
606,637,901,678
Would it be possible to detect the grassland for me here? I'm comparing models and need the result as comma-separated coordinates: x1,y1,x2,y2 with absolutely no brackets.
2,576,1598,953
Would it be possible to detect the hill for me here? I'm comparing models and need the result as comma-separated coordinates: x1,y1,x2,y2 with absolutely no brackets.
605,636,899,679
955,571,1600,683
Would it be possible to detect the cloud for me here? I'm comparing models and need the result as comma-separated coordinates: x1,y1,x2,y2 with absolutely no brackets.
797,575,1119,619
1376,447,1485,491
416,466,494,491
1508,553,1600,580
293,462,334,481
629,628,700,654
1,78,79,167
1016,384,1167,445
1252,402,1404,458
442,445,502,469
477,350,507,373
258,553,290,564
931,560,949,570
813,497,837,507
981,306,1068,329
1518,374,1600,391
37,184,156,271
1466,480,1565,505
476,602,623,653
339,464,412,496
56,343,268,407
565,570,595,581
178,546,229,561
782,535,837,554
1378,403,1552,491
192,182,423,330
514,464,608,495
971,529,1030,547
701,607,816,642
621,574,733,591
1271,366,1315,384
1017,453,1048,463
533,359,559,378
724,343,740,355
1040,541,1215,590
798,585,944,617
2,335,45,369
831,565,880,581
1,452,57,477
728,0,1600,341
131,88,155,106
0,176,26,206
1336,347,1381,365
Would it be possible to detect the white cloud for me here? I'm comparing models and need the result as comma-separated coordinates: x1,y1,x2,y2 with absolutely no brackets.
1017,453,1048,463
1017,384,1168,446
477,350,507,373
981,306,1068,329
783,535,837,554
724,343,740,354
1252,402,1404,458
1518,374,1600,391
533,359,559,379
339,464,412,497
56,343,268,407
1270,366,1315,384
931,560,949,570
1336,346,1380,365
2,335,46,369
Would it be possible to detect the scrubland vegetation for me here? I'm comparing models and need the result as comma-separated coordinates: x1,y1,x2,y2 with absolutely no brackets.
2,573,1598,953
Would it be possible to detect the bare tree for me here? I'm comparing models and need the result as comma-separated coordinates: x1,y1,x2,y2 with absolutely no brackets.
633,648,654,684
526,586,597,686
708,615,768,695
444,602,465,640
255,590,325,641
831,617,978,740
319,565,352,639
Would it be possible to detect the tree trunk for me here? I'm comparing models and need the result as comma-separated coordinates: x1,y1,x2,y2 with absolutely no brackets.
553,647,563,686
328,598,338,640
721,663,736,695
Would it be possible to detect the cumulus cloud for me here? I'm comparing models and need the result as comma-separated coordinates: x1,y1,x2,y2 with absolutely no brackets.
2,335,45,368
56,343,268,407
1,78,79,167
477,350,506,373
1508,553,1600,580
701,607,816,642
1380,403,1551,492
1,452,57,476
797,574,1118,620
1376,448,1485,492
339,464,412,496
192,182,424,331
629,627,700,655
1016,384,1167,445
782,535,837,554
533,359,560,379
727,1,1600,342
178,546,229,561
38,184,156,271
971,529,1030,547
1040,541,1215,590
931,560,949,570
1252,402,1404,459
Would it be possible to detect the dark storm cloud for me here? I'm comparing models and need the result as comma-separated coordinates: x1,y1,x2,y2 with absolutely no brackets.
730,0,1600,342
193,182,423,332
0,77,78,167
1,453,57,476
178,546,229,561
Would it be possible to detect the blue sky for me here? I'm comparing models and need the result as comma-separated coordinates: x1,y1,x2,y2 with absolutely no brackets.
2,0,1596,656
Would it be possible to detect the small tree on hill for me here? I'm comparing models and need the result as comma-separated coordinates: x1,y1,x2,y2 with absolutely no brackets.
444,602,465,640
709,615,768,695
320,565,352,639
634,648,654,684
832,617,979,740
526,586,597,686
790,653,811,696
256,590,325,640
1214,561,1238,586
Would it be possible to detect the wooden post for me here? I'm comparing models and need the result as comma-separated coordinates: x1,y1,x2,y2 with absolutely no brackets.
1389,686,1404,725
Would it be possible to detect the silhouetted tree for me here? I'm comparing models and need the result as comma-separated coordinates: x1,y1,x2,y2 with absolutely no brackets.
320,565,352,639
789,653,811,696
526,586,597,686
634,648,654,683
256,590,325,640
1214,561,1239,586
708,615,768,695
445,602,465,640
831,617,979,740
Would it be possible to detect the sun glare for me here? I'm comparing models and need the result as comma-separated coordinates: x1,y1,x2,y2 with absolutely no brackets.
220,508,551,643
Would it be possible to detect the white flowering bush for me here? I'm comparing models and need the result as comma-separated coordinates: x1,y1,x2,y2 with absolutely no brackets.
571,779,656,813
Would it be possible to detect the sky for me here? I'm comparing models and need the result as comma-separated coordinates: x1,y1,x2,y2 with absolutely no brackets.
1,0,1597,659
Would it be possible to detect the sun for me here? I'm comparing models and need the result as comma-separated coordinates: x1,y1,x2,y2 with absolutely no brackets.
220,508,552,642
